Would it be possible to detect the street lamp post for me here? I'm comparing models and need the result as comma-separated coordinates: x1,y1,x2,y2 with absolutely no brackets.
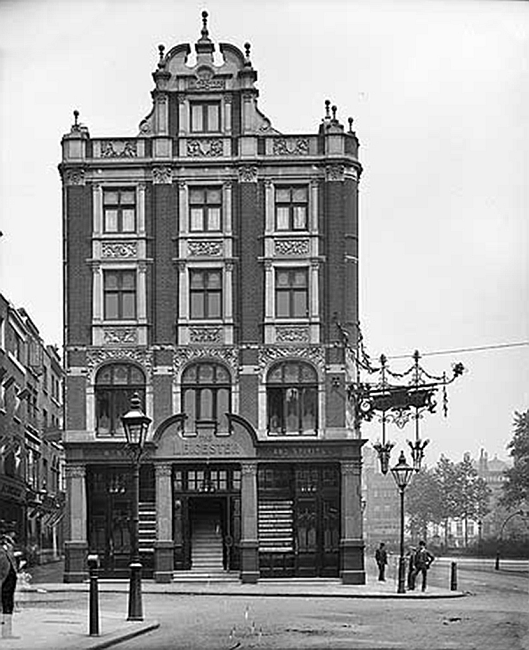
495,510,525,571
390,451,415,594
121,393,151,622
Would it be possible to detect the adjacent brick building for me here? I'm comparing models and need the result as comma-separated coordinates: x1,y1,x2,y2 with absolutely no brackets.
0,293,65,563
60,13,365,583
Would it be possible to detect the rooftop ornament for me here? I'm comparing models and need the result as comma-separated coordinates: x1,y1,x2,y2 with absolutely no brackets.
335,317,465,474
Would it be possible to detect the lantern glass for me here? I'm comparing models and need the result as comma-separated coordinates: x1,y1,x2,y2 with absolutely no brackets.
121,394,151,451
390,451,415,490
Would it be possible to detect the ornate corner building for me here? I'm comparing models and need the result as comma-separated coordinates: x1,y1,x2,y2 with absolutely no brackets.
60,14,365,584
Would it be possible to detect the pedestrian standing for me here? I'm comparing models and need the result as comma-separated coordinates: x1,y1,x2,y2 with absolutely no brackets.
406,546,416,590
412,540,434,592
0,531,19,640
375,542,388,582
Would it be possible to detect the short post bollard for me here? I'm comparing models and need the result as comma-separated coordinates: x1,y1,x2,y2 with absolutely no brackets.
450,561,458,591
87,554,100,636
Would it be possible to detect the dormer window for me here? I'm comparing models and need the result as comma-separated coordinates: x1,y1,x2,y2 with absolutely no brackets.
191,101,221,133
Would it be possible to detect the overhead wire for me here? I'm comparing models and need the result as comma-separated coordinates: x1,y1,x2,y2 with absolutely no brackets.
386,341,529,360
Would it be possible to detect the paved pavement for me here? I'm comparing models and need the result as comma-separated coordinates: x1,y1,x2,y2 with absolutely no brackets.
7,560,464,649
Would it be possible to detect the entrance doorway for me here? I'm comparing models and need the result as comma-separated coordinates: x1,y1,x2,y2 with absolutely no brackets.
189,498,225,572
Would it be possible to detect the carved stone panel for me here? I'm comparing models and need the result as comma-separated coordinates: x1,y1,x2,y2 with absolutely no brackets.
325,164,345,182
238,166,258,183
87,347,152,376
274,239,310,256
275,326,310,343
152,167,173,184
173,346,239,374
258,345,325,378
64,169,85,186
188,327,223,344
188,241,223,257
187,139,224,157
100,141,137,158
101,242,137,258
103,328,138,345
272,138,309,156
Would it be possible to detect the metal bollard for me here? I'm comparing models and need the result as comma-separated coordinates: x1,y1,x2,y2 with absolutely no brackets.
87,554,100,636
450,561,458,591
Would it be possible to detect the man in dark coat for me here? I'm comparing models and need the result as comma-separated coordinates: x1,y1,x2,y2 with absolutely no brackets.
411,540,434,592
375,542,388,581
0,532,19,639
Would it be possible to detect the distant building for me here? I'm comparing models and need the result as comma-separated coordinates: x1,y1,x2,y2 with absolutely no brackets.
0,293,65,563
60,14,365,584
362,447,400,551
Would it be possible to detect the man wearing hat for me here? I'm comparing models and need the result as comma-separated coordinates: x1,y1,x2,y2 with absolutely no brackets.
0,531,19,639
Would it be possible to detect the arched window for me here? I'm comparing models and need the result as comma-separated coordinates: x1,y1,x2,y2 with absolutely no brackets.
4,451,16,478
181,362,231,434
95,364,145,436
267,361,318,436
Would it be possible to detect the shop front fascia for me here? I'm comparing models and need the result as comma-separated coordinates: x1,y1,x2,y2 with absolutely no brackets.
64,417,366,584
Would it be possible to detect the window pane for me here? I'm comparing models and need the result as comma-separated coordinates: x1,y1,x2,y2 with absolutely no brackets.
268,366,283,383
104,210,118,232
292,290,307,317
122,209,135,232
284,363,299,383
276,291,290,318
105,272,119,289
301,365,317,382
113,365,129,384
207,271,221,289
190,272,205,289
207,189,221,204
198,364,214,383
182,365,197,383
130,367,144,384
285,387,300,432
105,294,119,319
293,206,307,230
191,104,203,131
276,207,290,230
276,188,290,202
215,366,229,383
184,389,196,432
267,388,283,433
200,388,213,419
189,189,205,204
190,208,204,231
122,293,136,319
207,207,221,230
207,104,220,131
97,367,112,385
190,293,204,318
276,271,290,287
120,191,135,204
292,187,308,202
104,191,119,205
293,271,307,286
301,387,317,432
122,272,136,289
96,391,111,434
217,388,230,432
207,293,221,318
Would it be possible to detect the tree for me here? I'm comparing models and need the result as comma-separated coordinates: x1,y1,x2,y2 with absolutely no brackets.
501,410,529,508
434,456,459,546
406,467,442,541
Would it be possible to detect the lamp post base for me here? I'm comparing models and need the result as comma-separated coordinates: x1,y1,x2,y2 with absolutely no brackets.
397,557,406,594
127,562,143,621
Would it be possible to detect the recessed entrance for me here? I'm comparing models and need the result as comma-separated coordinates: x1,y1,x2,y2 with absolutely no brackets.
189,498,225,572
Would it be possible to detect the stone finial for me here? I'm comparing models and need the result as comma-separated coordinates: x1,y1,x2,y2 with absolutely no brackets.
325,99,331,119
348,117,354,133
158,44,165,67
71,110,81,132
201,10,209,39
244,42,251,60
331,105,337,121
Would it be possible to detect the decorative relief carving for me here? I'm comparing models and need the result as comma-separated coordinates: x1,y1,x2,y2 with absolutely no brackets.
188,241,223,257
326,164,345,182
341,459,361,476
275,326,310,343
188,74,226,91
187,139,224,157
238,166,258,183
274,239,310,256
272,138,309,156
189,327,222,344
155,464,173,478
101,242,137,258
100,140,137,158
174,346,239,375
87,348,152,375
103,328,138,345
240,462,257,477
152,167,173,184
66,465,86,479
258,345,325,378
64,169,85,186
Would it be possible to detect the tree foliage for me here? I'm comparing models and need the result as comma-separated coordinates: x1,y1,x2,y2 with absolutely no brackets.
406,468,442,540
501,410,529,508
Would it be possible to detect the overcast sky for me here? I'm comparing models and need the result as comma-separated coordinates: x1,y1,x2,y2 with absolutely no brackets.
0,0,527,466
